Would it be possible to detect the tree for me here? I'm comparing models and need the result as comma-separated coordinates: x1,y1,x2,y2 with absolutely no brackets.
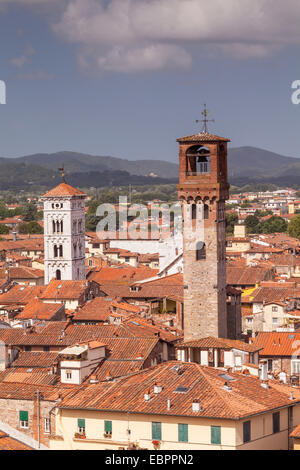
288,215,300,239
245,215,260,233
22,202,37,222
262,216,287,234
226,212,238,235
0,224,9,234
18,221,43,234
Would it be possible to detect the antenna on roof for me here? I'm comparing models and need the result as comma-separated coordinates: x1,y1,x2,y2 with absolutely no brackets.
195,103,215,133
58,165,66,183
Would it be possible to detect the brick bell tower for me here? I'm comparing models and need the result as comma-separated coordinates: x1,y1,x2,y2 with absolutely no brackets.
177,113,230,341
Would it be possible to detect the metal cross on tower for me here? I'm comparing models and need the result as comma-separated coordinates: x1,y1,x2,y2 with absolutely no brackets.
196,104,215,133
58,165,66,183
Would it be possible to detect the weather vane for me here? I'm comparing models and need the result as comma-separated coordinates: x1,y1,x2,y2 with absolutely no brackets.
195,104,215,133
58,165,66,183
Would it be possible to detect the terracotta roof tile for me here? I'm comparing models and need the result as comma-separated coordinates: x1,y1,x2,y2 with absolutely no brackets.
42,182,86,198
59,361,296,419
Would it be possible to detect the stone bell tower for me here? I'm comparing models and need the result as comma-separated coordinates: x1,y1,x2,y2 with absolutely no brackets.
177,117,230,340
41,170,86,285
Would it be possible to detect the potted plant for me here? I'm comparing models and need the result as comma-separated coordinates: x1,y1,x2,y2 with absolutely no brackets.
74,432,86,439
152,440,160,449
103,432,112,439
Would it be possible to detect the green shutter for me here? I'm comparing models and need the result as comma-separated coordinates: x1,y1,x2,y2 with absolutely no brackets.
152,422,162,440
178,423,188,442
105,420,112,433
19,411,28,422
211,426,221,445
78,419,85,429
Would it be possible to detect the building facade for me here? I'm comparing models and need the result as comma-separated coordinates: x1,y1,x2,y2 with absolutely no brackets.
177,132,230,340
41,181,86,284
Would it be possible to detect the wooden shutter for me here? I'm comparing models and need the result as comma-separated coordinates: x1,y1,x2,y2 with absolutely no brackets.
152,422,162,440
78,419,85,429
105,420,112,433
211,426,221,444
19,411,28,422
178,423,188,442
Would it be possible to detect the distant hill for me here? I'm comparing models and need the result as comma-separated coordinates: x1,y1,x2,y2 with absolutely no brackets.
0,146,299,191
8,151,180,179
228,146,300,186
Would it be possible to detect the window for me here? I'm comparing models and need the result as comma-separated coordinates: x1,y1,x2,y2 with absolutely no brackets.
66,371,72,380
25,346,31,352
191,204,197,220
152,422,161,440
204,204,209,220
178,423,188,442
43,346,50,352
104,420,112,435
273,412,280,434
44,418,51,434
196,242,206,261
243,421,251,443
211,426,221,445
272,306,278,312
19,411,29,428
56,269,61,281
272,317,278,324
78,419,85,435
292,360,300,374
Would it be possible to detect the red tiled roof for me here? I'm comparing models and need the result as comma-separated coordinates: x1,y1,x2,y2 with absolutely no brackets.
176,336,261,353
290,423,300,438
40,280,89,300
42,182,86,198
59,361,296,419
14,300,64,320
0,432,32,450
252,332,300,357
177,132,230,143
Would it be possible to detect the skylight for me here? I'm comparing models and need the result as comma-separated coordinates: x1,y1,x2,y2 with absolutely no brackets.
219,374,235,382
174,386,189,393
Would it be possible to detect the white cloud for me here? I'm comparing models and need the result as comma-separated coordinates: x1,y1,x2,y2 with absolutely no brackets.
95,44,192,72
51,0,300,72
5,0,300,72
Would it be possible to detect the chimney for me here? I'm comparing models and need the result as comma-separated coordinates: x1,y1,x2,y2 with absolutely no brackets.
90,375,99,384
192,399,201,412
154,383,163,394
105,371,112,381
144,390,151,402
12,231,17,242
290,391,295,401
223,381,232,391
261,380,269,389
167,398,171,410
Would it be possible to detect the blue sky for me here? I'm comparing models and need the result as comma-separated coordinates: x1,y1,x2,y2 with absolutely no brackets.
0,0,300,163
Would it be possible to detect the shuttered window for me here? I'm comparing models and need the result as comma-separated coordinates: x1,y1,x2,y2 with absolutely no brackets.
19,411,28,422
19,411,29,428
243,421,251,443
273,412,280,434
178,423,188,442
211,426,221,445
152,422,162,440
105,420,112,433
77,419,85,433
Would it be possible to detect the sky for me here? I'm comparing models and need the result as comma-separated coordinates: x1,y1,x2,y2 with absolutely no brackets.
0,0,300,163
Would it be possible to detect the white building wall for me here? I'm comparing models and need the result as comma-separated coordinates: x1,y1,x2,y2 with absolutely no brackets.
42,195,86,284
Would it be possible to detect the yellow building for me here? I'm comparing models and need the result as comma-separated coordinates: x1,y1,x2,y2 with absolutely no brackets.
50,361,300,451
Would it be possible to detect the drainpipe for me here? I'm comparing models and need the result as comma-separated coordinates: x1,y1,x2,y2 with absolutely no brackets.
35,390,41,449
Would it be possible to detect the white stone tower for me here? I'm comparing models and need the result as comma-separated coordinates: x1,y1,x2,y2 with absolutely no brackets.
41,174,86,284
